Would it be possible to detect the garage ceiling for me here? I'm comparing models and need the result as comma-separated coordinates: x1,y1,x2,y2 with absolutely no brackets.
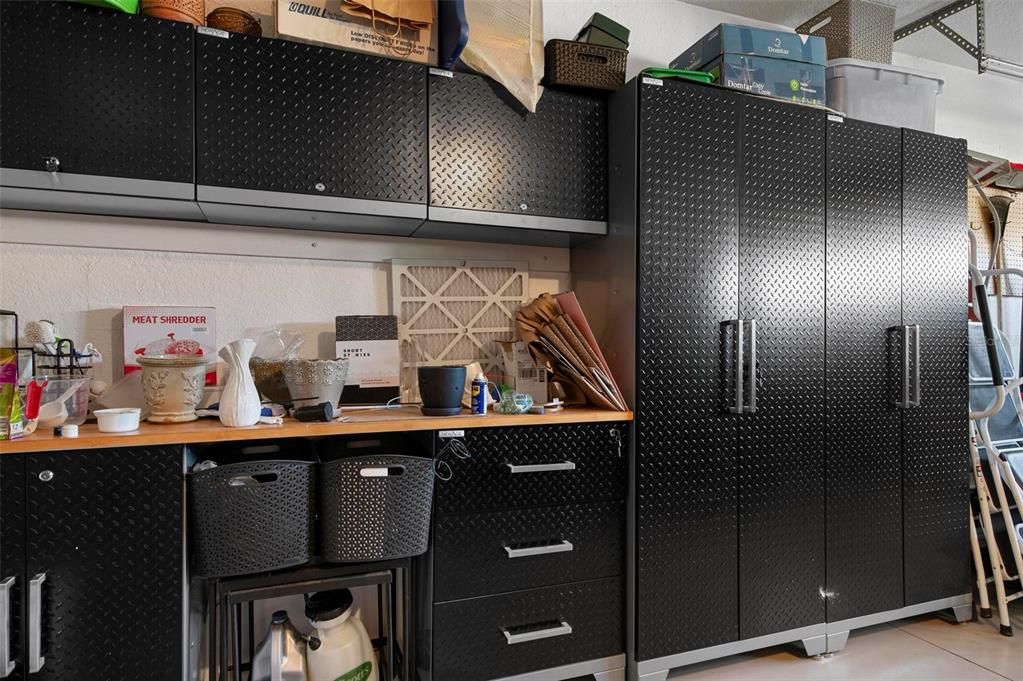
682,0,1022,70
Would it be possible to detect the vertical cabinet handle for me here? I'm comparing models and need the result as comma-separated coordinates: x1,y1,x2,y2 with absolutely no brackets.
729,319,745,414
897,325,922,409
1,576,14,678
745,319,758,414
28,573,45,674
501,620,573,645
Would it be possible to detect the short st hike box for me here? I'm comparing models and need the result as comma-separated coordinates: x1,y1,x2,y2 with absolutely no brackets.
671,23,826,71
335,315,400,405
123,306,217,385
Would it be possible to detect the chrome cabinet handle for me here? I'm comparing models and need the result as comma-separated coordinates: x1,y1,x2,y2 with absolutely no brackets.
505,462,576,474
745,319,758,414
729,319,745,414
502,620,573,645
503,540,574,559
28,573,45,674
897,325,922,409
1,576,14,678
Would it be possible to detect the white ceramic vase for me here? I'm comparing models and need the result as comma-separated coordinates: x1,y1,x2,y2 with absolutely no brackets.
219,339,261,427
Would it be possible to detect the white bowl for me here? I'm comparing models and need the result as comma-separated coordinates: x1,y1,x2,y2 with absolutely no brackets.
95,408,142,433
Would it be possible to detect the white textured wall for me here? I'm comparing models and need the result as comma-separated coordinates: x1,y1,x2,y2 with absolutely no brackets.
0,210,569,384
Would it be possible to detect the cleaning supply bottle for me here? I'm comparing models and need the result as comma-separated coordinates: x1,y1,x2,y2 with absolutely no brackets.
305,589,378,681
471,372,488,416
251,610,309,681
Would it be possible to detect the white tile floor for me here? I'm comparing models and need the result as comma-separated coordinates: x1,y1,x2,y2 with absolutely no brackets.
668,602,1023,680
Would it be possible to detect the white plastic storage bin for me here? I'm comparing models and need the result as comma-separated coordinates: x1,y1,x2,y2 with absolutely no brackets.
826,58,944,132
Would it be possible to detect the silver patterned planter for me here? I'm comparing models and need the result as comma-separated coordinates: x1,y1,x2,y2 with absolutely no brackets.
137,354,209,423
283,359,349,409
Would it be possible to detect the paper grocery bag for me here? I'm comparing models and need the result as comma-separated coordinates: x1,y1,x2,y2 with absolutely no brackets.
341,0,434,30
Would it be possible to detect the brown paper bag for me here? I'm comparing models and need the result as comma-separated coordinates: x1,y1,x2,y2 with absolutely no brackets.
341,0,434,30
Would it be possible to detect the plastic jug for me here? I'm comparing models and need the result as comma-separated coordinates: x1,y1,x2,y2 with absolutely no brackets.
305,589,378,681
251,610,309,681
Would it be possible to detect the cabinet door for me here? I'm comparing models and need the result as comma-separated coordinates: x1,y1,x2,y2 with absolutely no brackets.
1,456,26,681
635,79,741,659
424,72,607,238
736,97,826,638
0,2,194,187
23,448,183,681
825,118,904,622
901,129,970,605
196,32,427,218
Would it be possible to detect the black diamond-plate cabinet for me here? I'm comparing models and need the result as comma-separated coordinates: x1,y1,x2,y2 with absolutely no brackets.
1,456,26,680
433,500,624,601
635,79,741,659
23,447,183,681
0,2,193,182
431,578,623,681
736,97,826,638
428,73,607,220
901,129,970,605
433,423,626,514
825,117,905,622
196,32,427,202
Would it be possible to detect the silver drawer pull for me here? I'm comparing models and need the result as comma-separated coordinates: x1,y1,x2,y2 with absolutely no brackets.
503,541,574,559
28,573,45,674
505,461,576,474
1,576,14,678
502,621,573,645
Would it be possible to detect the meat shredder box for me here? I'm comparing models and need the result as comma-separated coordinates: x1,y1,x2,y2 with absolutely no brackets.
123,306,217,385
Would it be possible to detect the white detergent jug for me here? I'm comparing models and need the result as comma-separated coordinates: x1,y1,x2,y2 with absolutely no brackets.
305,589,378,681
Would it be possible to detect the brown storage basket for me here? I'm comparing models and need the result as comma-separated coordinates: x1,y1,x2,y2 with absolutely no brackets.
544,39,627,91
797,0,896,63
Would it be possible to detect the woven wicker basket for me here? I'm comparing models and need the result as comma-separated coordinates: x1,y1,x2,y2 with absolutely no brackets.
544,39,627,91
797,0,896,63
206,6,262,37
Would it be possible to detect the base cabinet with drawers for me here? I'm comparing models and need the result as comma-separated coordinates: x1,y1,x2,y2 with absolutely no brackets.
0,448,183,681
416,422,628,681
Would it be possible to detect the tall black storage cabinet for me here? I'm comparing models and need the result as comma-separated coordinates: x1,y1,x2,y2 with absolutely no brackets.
195,29,428,235
0,1,200,220
572,77,970,681
0,448,183,681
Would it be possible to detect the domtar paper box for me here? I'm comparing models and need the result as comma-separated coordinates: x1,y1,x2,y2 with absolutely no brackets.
704,54,825,106
123,306,217,385
671,23,826,71
336,315,400,405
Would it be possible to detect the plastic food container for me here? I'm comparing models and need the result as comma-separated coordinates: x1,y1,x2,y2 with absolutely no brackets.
825,58,944,132
95,408,141,433
30,377,91,431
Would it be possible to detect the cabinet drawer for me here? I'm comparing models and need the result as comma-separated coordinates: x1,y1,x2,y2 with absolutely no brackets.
435,423,627,514
434,501,624,601
432,578,623,681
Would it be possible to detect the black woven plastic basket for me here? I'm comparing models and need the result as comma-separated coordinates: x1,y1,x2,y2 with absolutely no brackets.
189,460,316,577
544,38,627,91
319,455,434,562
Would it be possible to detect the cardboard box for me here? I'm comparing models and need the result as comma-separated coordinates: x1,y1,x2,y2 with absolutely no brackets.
705,54,826,106
122,306,217,385
335,315,400,404
671,23,826,71
497,341,547,406
276,0,437,65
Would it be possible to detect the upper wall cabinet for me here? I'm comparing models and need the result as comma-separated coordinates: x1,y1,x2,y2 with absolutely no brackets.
418,71,608,246
0,1,201,220
195,30,428,236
